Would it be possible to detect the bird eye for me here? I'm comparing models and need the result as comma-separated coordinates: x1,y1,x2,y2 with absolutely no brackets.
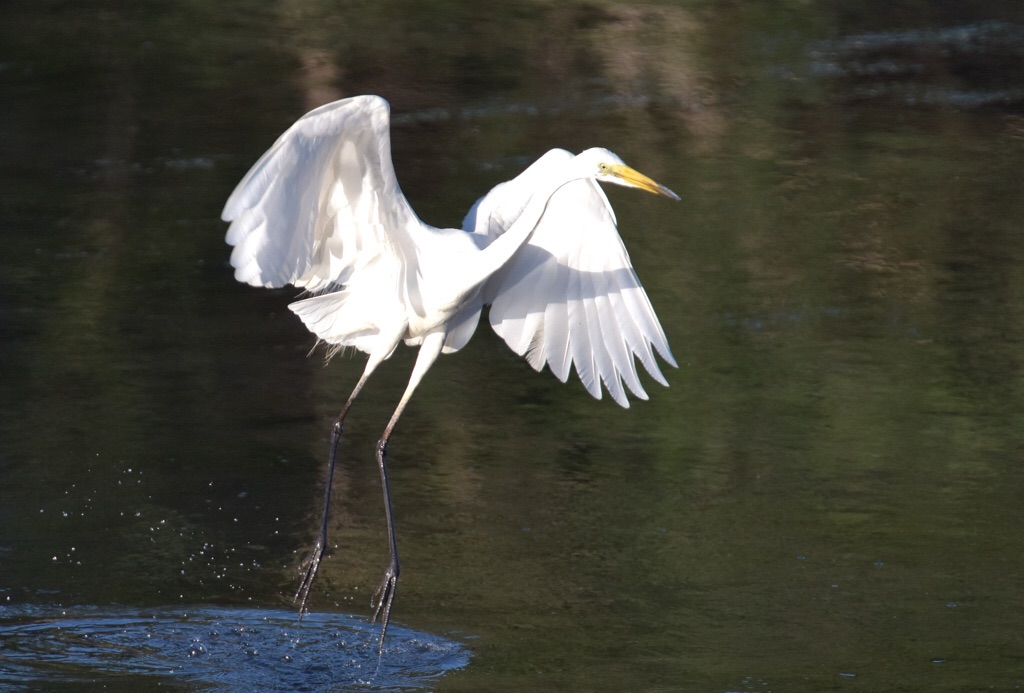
598,163,610,173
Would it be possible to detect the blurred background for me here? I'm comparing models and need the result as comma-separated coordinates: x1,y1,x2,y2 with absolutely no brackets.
2,1,1024,690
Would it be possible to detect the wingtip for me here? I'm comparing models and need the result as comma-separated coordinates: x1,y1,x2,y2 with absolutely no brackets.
659,343,679,370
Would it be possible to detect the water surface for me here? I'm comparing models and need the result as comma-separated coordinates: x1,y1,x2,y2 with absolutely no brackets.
2,1,1024,691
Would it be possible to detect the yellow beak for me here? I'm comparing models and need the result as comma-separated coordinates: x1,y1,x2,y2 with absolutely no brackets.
608,164,681,201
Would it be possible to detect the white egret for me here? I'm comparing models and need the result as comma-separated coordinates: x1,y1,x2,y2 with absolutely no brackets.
222,94,678,650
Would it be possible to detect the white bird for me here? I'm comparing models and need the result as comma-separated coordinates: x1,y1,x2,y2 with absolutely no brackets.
222,94,678,650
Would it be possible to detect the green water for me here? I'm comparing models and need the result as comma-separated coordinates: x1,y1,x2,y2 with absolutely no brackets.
3,1,1024,690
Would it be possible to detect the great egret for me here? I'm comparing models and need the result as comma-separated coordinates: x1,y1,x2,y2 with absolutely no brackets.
222,94,678,650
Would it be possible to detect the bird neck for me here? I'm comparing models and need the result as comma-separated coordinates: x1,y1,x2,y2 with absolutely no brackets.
462,174,573,291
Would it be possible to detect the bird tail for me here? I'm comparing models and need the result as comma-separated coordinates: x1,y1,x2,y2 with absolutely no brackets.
288,291,381,355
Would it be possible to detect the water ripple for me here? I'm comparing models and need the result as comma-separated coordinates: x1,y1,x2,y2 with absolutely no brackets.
0,604,470,691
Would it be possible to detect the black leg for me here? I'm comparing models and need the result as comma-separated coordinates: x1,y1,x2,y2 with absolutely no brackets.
294,331,444,652
370,436,400,653
361,331,445,652
295,418,343,615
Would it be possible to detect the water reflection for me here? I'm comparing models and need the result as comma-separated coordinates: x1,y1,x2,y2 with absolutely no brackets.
808,22,1024,108
0,605,468,691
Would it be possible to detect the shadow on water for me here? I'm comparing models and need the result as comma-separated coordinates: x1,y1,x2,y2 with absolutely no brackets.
0,605,469,691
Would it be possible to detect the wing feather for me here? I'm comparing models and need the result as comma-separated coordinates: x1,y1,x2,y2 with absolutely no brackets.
222,95,416,292
472,158,676,407
566,250,600,399
603,286,650,399
544,261,573,382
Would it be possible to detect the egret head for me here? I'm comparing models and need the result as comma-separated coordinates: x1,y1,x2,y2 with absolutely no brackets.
582,147,681,201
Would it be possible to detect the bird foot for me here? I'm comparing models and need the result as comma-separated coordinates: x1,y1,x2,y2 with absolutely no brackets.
294,537,325,617
370,558,399,652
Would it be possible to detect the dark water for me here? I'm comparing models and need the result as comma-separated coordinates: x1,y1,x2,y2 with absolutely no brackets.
3,2,1024,691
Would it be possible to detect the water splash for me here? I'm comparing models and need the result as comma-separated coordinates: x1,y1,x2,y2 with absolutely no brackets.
0,604,470,691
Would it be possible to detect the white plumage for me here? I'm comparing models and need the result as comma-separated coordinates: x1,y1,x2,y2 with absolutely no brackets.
463,148,676,406
224,95,676,401
222,94,679,649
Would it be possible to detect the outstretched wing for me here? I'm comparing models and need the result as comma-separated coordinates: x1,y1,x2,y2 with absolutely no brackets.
222,95,416,292
465,152,677,408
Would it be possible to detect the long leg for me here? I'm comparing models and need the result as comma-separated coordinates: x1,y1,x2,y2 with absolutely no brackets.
370,330,447,652
294,371,370,614
294,329,404,616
